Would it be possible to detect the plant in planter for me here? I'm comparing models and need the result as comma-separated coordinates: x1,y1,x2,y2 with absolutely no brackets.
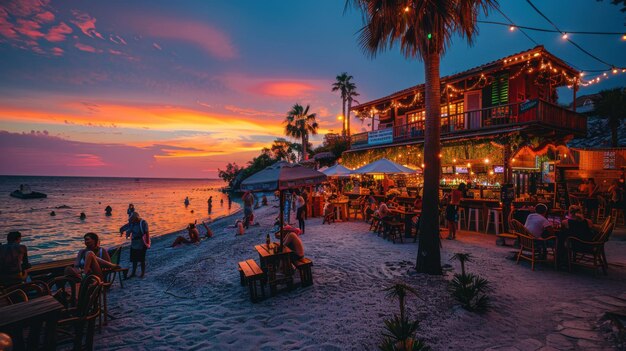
449,253,492,313
379,282,430,351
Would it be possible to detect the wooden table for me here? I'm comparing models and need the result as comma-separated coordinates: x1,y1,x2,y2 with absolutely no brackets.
391,208,421,238
254,243,294,295
0,295,63,351
29,258,74,280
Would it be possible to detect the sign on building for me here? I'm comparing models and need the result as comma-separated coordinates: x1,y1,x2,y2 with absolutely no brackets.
368,129,393,146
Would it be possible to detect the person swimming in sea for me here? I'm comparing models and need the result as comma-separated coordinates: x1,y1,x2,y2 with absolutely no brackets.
105,205,113,216
79,212,87,220
50,211,56,216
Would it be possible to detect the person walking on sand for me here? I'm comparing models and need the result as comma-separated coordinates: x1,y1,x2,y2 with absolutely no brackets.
0,231,31,287
120,212,150,278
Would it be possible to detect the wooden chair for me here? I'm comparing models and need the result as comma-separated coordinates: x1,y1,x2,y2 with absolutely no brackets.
322,203,336,224
103,246,129,289
566,217,615,275
3,280,50,300
57,275,103,351
0,289,28,307
349,200,362,220
510,219,557,271
48,276,80,310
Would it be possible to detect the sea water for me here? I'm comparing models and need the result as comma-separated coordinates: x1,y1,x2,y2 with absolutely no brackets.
0,176,241,263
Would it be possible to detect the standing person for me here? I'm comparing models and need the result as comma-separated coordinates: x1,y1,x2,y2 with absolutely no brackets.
65,233,116,279
127,203,135,218
446,183,465,240
284,190,292,224
0,231,31,287
585,178,600,223
301,188,309,220
208,196,213,214
295,191,306,234
227,194,232,210
120,212,150,278
220,198,224,206
184,196,190,207
608,179,623,214
242,191,254,228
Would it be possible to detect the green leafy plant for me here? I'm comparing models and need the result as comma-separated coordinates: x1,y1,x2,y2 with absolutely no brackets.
449,253,491,313
379,282,430,351
449,272,492,313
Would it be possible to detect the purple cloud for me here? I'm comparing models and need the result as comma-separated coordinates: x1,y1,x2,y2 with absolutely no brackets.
70,10,104,40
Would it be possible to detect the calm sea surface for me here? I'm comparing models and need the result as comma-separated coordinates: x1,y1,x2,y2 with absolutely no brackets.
0,176,240,263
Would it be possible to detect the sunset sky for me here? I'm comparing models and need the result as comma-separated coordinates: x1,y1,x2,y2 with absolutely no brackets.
1,0,625,178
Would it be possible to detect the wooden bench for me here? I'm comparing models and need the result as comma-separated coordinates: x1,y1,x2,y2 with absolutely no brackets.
238,259,265,302
294,258,313,287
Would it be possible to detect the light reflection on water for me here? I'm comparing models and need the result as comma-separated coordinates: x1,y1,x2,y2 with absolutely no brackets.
0,176,240,263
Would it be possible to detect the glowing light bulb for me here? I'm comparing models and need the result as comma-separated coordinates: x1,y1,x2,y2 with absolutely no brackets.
509,26,515,31
452,158,456,163
404,6,410,12
613,68,618,74
562,33,568,40
467,163,471,167
622,34,626,41
484,158,490,164
603,72,608,77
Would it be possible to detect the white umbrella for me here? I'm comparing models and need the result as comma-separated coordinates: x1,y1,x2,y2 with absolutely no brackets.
321,164,352,177
352,158,416,174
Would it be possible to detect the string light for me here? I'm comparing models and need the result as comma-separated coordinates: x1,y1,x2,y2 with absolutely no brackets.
509,25,516,31
561,33,568,40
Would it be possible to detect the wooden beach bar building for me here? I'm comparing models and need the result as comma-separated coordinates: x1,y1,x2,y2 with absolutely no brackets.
344,46,587,205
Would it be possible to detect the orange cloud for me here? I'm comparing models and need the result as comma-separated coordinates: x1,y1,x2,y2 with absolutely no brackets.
251,81,318,98
65,153,107,167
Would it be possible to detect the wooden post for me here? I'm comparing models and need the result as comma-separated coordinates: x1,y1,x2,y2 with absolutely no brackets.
279,190,284,250
503,141,513,232
572,78,578,112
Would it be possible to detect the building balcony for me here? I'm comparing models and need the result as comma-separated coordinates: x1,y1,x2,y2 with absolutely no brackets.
350,99,587,149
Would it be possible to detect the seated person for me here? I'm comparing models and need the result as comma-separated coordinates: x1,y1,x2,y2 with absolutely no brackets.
561,205,594,241
235,219,245,236
274,229,304,262
0,231,31,287
65,232,117,279
201,221,213,238
524,204,554,239
172,223,201,247
377,200,391,219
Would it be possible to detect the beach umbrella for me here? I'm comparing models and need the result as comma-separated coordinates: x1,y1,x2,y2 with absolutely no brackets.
351,158,416,174
240,161,327,249
321,164,352,178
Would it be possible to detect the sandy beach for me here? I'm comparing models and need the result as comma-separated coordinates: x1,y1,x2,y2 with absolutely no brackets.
93,196,626,351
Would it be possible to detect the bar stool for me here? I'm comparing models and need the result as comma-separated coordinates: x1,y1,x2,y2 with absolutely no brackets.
611,208,625,226
485,207,504,234
457,207,466,230
467,207,481,232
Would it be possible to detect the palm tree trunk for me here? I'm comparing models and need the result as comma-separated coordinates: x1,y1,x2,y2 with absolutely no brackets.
347,99,352,138
302,134,307,161
416,53,442,275
342,98,347,138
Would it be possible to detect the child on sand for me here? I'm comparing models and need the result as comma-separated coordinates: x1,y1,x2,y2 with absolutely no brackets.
235,219,245,236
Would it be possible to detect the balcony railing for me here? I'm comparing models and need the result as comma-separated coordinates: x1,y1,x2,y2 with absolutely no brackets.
351,99,586,148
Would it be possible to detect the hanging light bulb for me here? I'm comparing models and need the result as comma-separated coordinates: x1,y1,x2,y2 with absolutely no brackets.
613,68,618,74
562,33,568,40
509,25,516,31
404,6,410,12
622,34,626,41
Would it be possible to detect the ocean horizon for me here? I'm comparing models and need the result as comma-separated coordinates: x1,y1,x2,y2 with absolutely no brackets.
0,176,241,263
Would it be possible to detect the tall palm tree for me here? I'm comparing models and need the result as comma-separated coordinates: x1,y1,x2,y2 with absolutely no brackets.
332,73,359,138
345,80,360,138
284,103,319,161
350,0,498,275
593,87,626,147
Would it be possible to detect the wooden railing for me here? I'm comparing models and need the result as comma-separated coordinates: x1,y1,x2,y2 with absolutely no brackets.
351,99,585,148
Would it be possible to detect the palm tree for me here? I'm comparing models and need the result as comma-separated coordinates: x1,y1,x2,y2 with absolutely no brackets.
593,87,626,147
284,103,319,161
383,282,420,321
350,0,498,275
450,252,472,275
332,73,359,138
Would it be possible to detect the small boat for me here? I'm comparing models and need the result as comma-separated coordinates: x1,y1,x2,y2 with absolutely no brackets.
10,190,47,199
10,184,47,199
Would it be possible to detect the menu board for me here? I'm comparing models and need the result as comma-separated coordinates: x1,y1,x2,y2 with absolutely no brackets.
493,165,504,173
500,184,515,203
603,151,616,169
455,166,469,174
556,181,569,210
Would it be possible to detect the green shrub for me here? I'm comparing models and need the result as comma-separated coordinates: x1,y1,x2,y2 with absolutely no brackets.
379,315,430,351
449,272,491,313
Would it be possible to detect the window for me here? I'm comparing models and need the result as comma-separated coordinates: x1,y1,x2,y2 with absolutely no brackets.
491,73,509,106
407,111,425,123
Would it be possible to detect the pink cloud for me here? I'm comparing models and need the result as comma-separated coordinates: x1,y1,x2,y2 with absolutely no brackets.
35,11,55,23
45,21,72,42
75,42,99,53
70,10,104,40
152,42,162,50
14,18,44,39
128,17,236,59
109,34,126,45
1,0,50,18
250,81,318,98
0,15,18,40
109,49,122,55
51,47,63,56
66,153,106,167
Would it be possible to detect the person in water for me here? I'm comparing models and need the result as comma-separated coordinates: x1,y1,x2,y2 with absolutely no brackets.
50,211,56,216
105,205,113,216
127,204,135,218
208,196,213,213
65,232,117,279
220,198,224,206
184,197,190,207
79,212,87,220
